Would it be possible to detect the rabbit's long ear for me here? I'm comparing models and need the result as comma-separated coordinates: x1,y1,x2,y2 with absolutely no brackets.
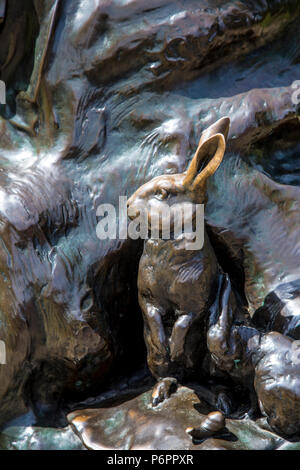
183,133,226,191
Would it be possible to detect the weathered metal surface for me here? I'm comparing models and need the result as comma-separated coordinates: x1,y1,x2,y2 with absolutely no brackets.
0,1,299,445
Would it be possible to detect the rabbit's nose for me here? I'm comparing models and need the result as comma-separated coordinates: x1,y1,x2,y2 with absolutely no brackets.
127,201,140,220
128,208,140,220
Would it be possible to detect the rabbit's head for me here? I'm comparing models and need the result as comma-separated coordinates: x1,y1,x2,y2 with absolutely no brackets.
127,117,230,231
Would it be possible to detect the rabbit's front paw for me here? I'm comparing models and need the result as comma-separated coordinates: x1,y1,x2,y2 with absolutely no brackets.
151,377,178,407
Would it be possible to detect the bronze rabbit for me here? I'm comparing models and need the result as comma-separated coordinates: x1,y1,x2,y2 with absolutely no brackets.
207,274,300,437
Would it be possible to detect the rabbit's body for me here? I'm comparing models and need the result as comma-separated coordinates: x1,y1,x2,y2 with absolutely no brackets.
138,231,219,379
139,232,218,318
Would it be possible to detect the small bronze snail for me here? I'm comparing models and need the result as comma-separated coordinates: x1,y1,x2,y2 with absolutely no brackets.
185,411,226,439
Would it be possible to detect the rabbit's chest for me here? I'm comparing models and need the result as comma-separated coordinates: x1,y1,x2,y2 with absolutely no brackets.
138,238,218,306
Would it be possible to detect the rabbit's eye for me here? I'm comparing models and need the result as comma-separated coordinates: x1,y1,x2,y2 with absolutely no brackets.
155,189,168,200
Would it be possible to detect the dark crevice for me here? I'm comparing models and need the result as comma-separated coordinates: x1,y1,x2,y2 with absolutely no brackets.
247,117,300,186
0,0,39,119
206,224,248,308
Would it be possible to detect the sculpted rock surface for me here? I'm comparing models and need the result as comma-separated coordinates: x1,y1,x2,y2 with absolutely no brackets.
67,386,300,450
0,0,299,435
0,424,85,450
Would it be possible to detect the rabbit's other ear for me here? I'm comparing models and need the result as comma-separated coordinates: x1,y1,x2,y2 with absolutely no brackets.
198,116,230,148
183,133,226,191
183,117,230,190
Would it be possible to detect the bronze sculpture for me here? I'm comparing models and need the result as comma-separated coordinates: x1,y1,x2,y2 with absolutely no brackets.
0,0,300,450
